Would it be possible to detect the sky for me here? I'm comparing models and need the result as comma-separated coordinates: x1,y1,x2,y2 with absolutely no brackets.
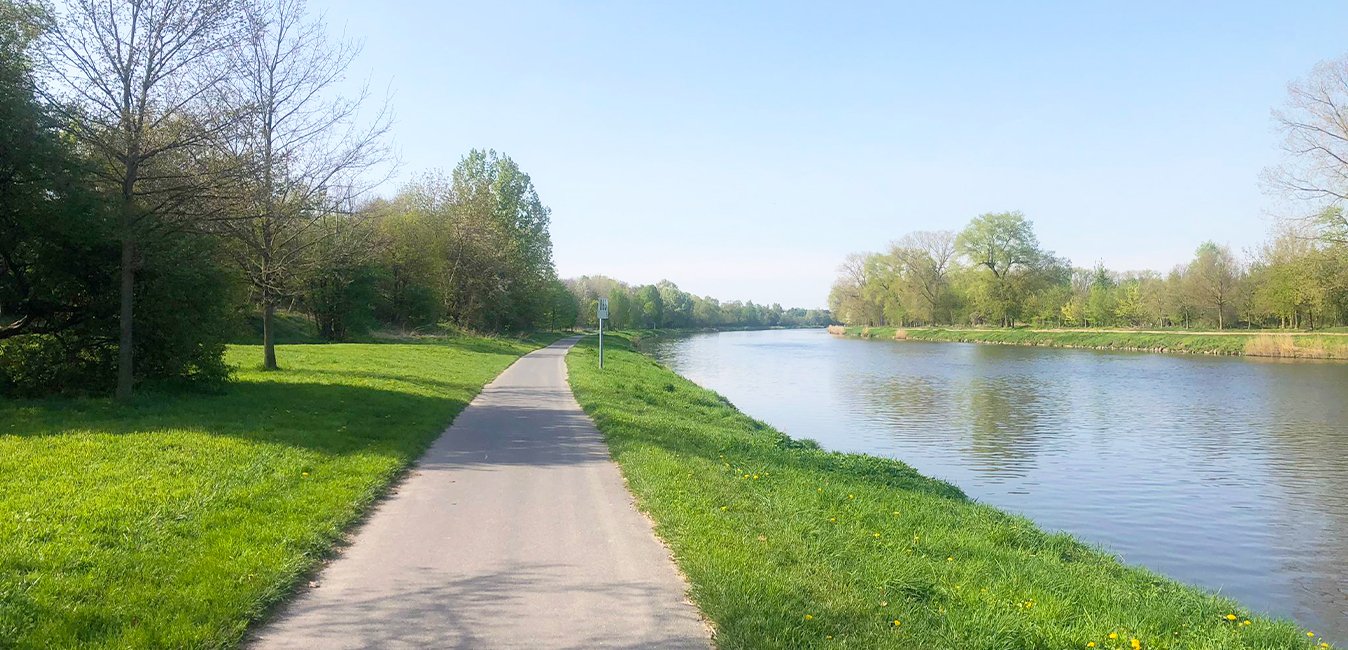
318,0,1348,309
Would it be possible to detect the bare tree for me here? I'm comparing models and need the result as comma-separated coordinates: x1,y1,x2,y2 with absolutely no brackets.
1267,54,1348,243
215,0,390,369
1186,241,1240,330
891,230,957,324
39,0,244,398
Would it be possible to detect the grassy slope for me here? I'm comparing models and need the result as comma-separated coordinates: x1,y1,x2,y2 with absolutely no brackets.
566,335,1329,649
232,310,325,345
833,326,1348,359
0,336,545,648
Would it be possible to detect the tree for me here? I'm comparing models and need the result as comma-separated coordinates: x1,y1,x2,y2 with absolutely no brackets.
443,151,555,331
891,230,958,324
1186,242,1240,329
657,280,693,327
40,0,245,398
635,284,663,328
0,1,113,342
956,211,1046,326
389,152,556,333
215,0,390,369
1085,264,1115,327
540,279,578,330
301,212,377,340
1268,56,1348,240
828,253,883,326
607,286,632,328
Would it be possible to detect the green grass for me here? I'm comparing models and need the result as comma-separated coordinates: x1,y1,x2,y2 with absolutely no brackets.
0,336,547,648
832,326,1348,359
566,334,1330,649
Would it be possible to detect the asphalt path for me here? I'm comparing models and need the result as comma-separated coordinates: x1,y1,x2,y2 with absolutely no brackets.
251,337,709,649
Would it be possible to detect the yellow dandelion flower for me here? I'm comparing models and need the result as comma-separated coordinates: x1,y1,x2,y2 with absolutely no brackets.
753,474,759,479
1108,633,1118,640
891,619,902,627
1308,632,1316,638
804,614,813,620
1242,620,1251,626
848,494,855,499
1087,643,1096,648
1225,614,1237,621
1130,639,1140,650
946,556,954,562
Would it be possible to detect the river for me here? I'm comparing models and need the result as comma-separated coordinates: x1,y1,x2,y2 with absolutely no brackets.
647,328,1348,642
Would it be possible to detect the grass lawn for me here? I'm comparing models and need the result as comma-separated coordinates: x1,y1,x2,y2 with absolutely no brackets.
0,336,546,648
566,334,1330,649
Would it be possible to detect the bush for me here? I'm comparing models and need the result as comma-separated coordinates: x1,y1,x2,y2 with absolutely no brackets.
0,232,239,397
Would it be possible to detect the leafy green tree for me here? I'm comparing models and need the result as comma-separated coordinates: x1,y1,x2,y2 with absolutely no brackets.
0,2,111,342
657,280,693,327
372,201,442,329
956,212,1047,326
1114,282,1145,326
385,151,556,333
540,279,579,330
607,287,632,328
301,215,378,340
635,285,664,329
1086,264,1115,327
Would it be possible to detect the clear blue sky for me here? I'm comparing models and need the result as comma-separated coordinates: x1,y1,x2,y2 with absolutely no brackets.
321,0,1348,309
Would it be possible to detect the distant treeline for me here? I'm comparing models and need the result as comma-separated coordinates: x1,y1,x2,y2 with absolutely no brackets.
830,211,1348,330
832,52,1348,332
0,0,564,396
563,276,832,330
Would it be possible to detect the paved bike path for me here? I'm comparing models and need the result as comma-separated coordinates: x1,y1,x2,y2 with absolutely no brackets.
251,337,709,649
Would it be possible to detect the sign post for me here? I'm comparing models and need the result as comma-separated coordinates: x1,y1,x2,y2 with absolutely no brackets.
597,298,609,369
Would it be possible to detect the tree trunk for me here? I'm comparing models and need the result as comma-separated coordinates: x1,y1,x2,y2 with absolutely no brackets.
116,235,135,400
262,299,278,370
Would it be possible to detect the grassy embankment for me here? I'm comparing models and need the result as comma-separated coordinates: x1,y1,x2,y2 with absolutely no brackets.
828,325,1348,359
0,335,550,648
566,334,1331,649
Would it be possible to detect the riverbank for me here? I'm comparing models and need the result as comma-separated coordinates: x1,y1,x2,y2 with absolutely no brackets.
828,325,1348,359
0,336,550,647
566,333,1329,649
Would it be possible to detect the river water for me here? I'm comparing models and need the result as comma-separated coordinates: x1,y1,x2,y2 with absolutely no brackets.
647,328,1348,642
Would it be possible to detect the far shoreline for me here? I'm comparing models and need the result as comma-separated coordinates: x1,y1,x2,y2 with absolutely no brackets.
827,325,1348,360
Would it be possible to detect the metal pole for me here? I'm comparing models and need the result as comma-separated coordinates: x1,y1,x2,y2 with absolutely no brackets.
598,316,604,369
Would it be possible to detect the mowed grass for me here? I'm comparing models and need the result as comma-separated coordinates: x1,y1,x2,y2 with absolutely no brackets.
833,326,1348,359
566,335,1330,649
0,337,543,648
